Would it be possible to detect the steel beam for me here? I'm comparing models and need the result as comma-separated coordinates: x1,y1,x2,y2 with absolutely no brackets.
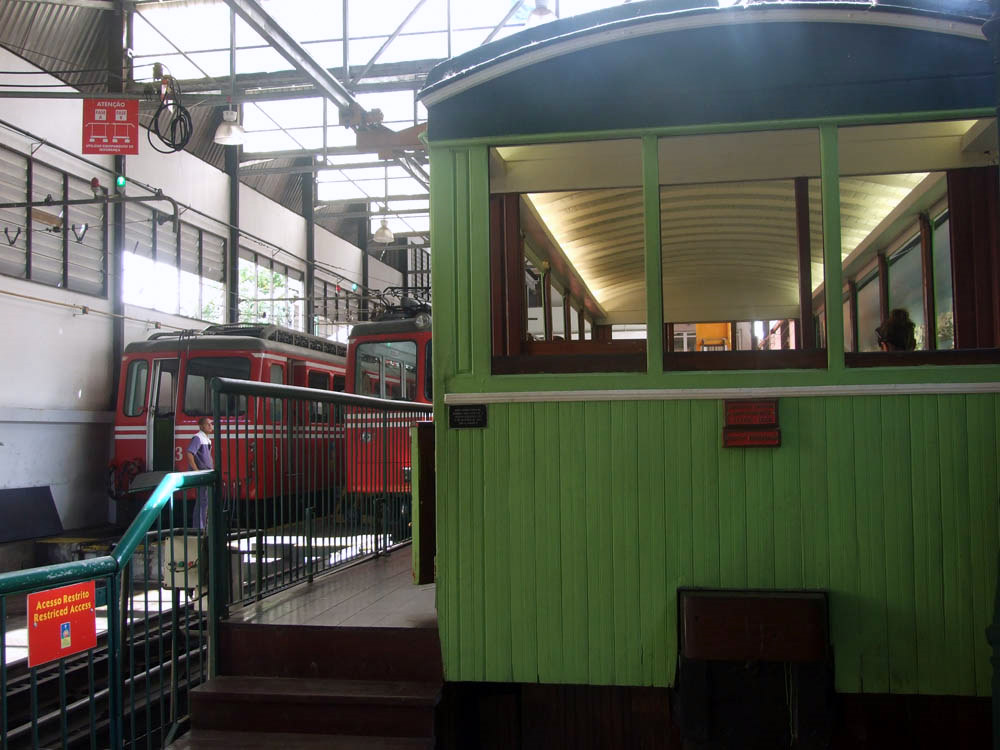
222,0,361,112
351,0,430,86
484,0,525,45
240,160,407,176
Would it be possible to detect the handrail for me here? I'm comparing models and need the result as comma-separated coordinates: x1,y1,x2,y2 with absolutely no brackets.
0,470,216,596
211,376,433,411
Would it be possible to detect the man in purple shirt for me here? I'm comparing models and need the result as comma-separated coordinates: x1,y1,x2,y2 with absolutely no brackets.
185,416,213,530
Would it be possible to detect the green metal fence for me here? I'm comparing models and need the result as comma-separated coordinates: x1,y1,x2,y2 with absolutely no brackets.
0,470,216,750
211,377,432,607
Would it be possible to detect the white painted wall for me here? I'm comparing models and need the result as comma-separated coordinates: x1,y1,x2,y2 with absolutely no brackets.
0,49,402,549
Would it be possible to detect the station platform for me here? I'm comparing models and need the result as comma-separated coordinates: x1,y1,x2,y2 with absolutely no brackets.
228,546,436,630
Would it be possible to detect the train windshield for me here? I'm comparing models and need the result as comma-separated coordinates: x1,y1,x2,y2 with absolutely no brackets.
183,356,251,416
355,340,418,401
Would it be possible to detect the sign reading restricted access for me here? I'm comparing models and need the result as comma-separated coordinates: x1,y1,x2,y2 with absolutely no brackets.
82,99,139,155
27,580,98,668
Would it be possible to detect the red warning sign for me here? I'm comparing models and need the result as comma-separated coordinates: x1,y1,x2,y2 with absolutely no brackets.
27,580,98,668
82,98,139,155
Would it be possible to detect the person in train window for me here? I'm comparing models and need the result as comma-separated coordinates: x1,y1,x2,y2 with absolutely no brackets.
876,308,917,352
185,416,214,530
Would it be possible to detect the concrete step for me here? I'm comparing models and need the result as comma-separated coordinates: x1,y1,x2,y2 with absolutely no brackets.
190,675,439,737
168,729,434,749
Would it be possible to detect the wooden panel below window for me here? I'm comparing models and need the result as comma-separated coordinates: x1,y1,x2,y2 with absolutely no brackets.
663,350,827,370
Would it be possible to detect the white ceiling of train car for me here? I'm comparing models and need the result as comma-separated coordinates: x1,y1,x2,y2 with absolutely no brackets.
505,119,997,324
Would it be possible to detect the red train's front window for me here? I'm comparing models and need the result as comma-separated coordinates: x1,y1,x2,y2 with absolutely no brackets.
355,340,418,401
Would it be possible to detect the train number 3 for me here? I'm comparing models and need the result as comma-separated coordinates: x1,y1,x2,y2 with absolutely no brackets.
175,447,184,464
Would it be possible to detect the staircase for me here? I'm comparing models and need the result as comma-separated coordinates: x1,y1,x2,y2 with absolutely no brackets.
169,620,443,749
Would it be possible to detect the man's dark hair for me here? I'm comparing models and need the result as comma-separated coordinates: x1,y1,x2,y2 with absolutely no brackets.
876,308,916,351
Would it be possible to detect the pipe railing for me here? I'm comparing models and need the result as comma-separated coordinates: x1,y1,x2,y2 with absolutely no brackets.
0,470,215,750
211,377,431,608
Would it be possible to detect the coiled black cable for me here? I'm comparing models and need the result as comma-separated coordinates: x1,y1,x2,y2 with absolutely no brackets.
147,77,193,154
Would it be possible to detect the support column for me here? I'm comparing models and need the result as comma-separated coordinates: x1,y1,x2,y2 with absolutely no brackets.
919,213,936,349
108,2,127,410
226,141,240,323
358,218,369,320
794,177,815,349
302,164,315,334
819,125,844,371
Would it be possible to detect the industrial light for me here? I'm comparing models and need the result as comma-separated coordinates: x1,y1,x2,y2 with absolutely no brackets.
526,0,555,27
115,174,126,190
373,219,394,244
213,109,246,146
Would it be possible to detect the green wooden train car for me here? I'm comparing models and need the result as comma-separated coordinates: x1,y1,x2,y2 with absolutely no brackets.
421,1,1000,744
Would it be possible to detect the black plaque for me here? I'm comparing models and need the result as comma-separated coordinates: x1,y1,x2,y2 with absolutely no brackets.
449,404,488,429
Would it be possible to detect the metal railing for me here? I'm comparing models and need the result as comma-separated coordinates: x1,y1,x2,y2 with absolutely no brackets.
211,377,432,607
0,470,216,750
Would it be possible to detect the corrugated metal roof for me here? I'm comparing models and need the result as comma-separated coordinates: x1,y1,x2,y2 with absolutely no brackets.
0,1,311,234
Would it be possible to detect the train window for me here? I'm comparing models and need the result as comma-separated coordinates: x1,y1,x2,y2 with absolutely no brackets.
333,375,345,392
183,357,250,416
123,360,149,417
932,213,954,350
269,364,283,422
888,238,925,348
855,273,881,352
839,119,999,363
355,341,418,400
308,371,331,422
154,362,177,416
489,139,646,373
658,129,826,369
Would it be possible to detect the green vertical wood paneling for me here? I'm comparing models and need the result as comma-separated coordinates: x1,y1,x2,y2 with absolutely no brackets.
881,396,918,693
452,150,472,374
938,395,975,695
909,396,943,693
559,402,589,683
967,395,1000,695
484,405,513,681
852,397,889,692
663,399,693,684
439,393,999,697
508,403,538,682
771,399,803,589
637,401,668,686
826,396,861,692
611,402,642,683
690,401,720,586
467,147,492,380
535,402,563,682
718,411,748,587
798,398,829,590
585,401,615,684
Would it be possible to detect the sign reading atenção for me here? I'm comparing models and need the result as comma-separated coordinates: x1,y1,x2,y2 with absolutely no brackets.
82,99,139,155
27,580,98,668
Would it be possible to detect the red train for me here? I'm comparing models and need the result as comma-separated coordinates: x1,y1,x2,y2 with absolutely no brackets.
110,306,432,508
110,323,347,502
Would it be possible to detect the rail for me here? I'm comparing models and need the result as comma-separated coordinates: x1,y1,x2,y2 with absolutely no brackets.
210,377,432,607
0,470,216,750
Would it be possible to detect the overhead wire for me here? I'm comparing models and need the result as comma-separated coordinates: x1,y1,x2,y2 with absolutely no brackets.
146,74,193,154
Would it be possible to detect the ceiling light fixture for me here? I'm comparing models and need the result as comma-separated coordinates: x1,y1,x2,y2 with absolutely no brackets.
526,0,555,27
373,163,395,244
214,8,246,146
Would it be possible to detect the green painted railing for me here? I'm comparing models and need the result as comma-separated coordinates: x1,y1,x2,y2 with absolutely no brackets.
0,470,216,750
211,377,430,607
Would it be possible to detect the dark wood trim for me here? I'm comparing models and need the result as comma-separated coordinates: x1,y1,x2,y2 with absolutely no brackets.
593,324,612,343
499,193,524,356
795,176,815,350
492,352,647,374
877,253,889,324
414,421,435,586
845,347,1000,367
543,270,553,341
918,212,936,350
947,167,1000,349
847,282,859,353
577,307,585,341
524,339,645,356
562,297,571,340
664,349,827,371
664,322,674,352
